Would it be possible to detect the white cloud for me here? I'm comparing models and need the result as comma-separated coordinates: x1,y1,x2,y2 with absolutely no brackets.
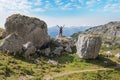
44,1,54,9
61,3,73,10
55,0,64,5
0,0,33,27
34,0,42,6
78,0,83,2
33,8,45,12
73,5,82,9
104,3,120,12
0,0,120,28
86,0,96,6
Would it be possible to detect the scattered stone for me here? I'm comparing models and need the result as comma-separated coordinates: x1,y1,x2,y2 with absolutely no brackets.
0,31,8,39
106,51,113,57
115,53,120,59
76,34,102,59
23,42,36,59
65,44,72,53
48,60,58,65
53,47,63,55
18,75,33,80
44,48,51,56
104,61,108,64
34,58,40,63
24,45,36,59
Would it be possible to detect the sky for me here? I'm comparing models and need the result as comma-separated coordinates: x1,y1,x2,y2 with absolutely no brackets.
0,0,120,28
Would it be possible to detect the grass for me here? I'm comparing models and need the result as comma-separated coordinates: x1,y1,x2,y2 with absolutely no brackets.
53,68,120,80
0,51,118,80
0,38,120,80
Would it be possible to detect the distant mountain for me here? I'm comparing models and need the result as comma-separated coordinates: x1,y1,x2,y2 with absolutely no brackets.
48,26,91,37
71,21,120,44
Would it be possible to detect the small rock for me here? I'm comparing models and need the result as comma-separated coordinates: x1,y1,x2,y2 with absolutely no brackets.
104,61,108,64
53,47,63,55
106,51,113,57
23,42,36,59
48,60,58,65
65,44,72,53
44,48,51,56
34,58,40,63
115,53,120,59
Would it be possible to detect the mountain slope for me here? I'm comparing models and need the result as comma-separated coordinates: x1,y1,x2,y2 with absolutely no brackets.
71,21,120,43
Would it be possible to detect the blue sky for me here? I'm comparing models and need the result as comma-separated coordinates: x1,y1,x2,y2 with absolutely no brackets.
0,0,120,27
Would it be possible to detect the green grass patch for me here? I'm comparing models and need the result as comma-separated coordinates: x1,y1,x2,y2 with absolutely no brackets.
53,69,120,80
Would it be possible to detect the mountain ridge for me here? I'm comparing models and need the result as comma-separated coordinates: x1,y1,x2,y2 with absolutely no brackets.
48,26,91,37
71,21,120,44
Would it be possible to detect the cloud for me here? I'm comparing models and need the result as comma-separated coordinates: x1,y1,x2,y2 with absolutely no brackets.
104,3,120,12
73,5,82,9
61,3,73,10
33,8,45,12
86,0,96,6
0,0,120,28
0,0,33,27
44,1,54,10
34,0,42,6
55,0,64,5
78,0,83,2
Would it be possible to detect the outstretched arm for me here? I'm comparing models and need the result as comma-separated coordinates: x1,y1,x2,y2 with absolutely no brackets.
57,25,60,28
62,25,65,28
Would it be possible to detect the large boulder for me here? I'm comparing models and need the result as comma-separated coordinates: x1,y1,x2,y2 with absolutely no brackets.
0,33,24,53
0,14,50,53
76,34,102,59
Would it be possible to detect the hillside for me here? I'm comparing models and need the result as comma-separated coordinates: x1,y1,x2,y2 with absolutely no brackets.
0,51,119,80
71,21,120,44
48,26,91,37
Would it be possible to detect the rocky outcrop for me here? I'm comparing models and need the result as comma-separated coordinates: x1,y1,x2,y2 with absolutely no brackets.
84,21,120,44
0,14,50,54
71,21,120,44
76,34,102,59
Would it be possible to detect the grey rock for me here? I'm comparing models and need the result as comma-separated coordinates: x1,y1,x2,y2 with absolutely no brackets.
115,53,120,59
0,31,8,39
24,44,36,59
0,33,23,53
44,48,51,56
76,34,102,59
53,47,63,55
65,44,72,53
0,14,50,53
34,58,40,63
84,21,120,44
48,59,58,65
106,51,113,57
